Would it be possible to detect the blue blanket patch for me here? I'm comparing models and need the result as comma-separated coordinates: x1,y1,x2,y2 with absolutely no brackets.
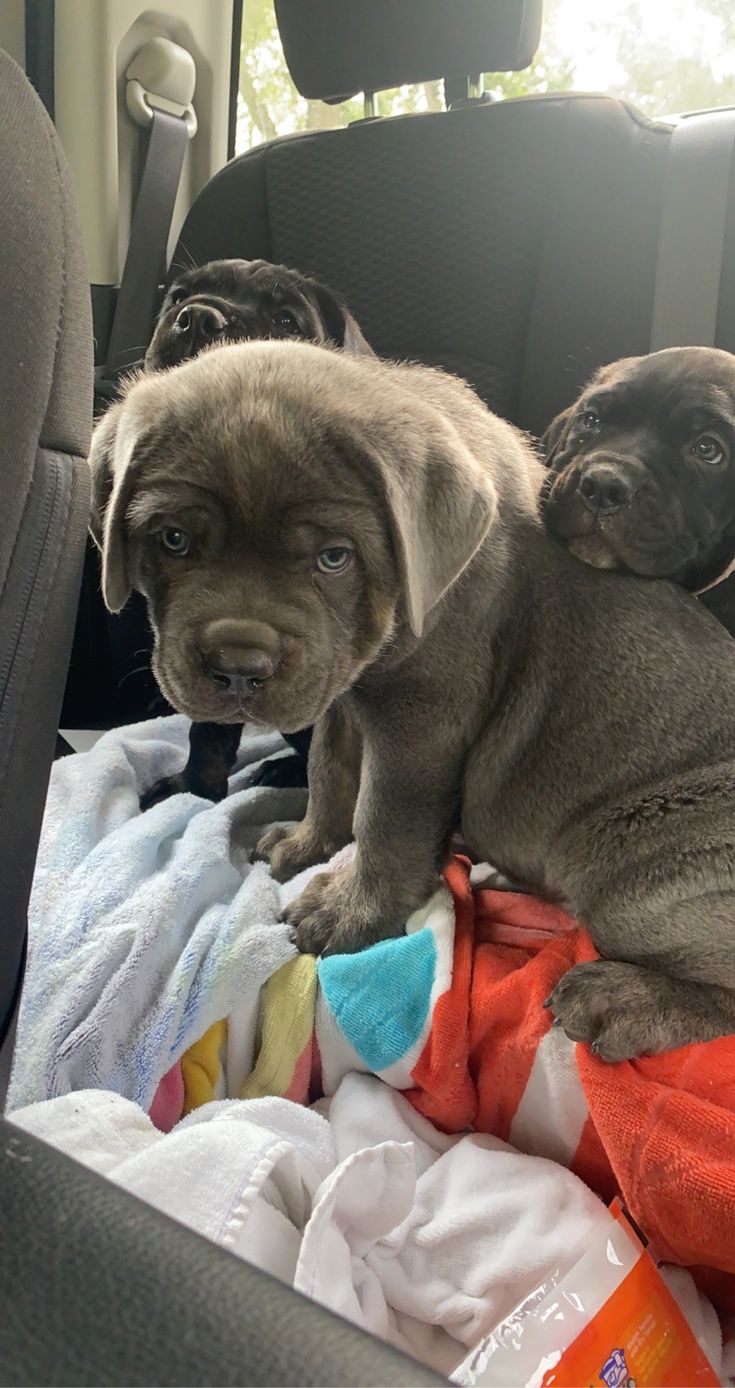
318,926,436,1071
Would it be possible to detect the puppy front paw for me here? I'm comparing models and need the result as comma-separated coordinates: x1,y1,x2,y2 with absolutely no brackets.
284,865,403,956
251,752,309,789
546,960,662,1062
140,772,189,810
140,769,228,810
253,823,344,883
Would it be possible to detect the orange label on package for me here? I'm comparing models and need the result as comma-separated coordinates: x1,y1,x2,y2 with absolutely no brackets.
542,1206,719,1388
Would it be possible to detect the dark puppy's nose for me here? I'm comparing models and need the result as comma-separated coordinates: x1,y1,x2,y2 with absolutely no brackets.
175,302,227,346
200,619,280,699
578,462,634,517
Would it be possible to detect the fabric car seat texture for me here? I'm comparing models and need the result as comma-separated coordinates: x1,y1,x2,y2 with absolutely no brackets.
0,48,92,1050
176,93,672,437
0,1115,445,1387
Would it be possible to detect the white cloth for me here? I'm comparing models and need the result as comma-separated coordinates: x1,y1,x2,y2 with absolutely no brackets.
18,1073,721,1380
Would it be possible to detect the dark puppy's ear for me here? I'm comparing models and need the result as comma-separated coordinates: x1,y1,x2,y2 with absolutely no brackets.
541,404,575,470
88,403,142,613
306,278,375,357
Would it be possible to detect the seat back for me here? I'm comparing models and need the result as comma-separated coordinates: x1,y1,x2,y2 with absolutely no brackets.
177,88,671,436
0,50,93,1059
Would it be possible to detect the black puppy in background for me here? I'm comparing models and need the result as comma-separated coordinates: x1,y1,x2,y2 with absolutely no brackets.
140,257,374,808
540,346,735,636
146,257,372,371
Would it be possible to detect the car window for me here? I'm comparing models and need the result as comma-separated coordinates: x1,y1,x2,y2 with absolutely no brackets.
236,0,735,154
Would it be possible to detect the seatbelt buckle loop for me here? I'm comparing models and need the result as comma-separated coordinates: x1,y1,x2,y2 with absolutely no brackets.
126,37,197,138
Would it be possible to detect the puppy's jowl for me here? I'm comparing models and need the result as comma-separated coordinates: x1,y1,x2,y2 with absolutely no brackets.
141,257,373,805
90,340,735,1061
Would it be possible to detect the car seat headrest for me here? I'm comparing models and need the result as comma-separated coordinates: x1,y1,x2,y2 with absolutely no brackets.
274,0,543,104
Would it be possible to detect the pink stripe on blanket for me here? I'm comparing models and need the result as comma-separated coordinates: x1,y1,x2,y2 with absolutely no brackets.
149,1061,185,1132
284,1038,315,1104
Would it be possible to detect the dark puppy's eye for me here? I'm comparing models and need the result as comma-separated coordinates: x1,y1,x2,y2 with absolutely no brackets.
316,546,353,574
691,433,725,465
169,286,188,306
579,409,600,431
272,308,300,334
160,527,190,556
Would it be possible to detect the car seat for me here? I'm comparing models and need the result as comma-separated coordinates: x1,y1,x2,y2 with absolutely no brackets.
0,49,92,1075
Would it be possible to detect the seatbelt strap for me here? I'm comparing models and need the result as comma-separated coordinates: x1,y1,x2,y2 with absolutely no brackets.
98,37,197,393
650,108,735,350
103,107,189,378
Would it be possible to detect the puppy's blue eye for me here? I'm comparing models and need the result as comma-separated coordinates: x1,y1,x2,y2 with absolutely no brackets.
691,434,725,465
580,409,600,431
160,528,190,556
316,546,352,574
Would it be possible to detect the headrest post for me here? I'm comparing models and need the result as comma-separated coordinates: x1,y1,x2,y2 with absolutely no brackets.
468,74,483,100
363,90,377,118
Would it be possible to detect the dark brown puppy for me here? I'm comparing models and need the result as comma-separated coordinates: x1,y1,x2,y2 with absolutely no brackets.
540,346,735,622
89,340,735,1063
146,257,372,371
140,257,373,807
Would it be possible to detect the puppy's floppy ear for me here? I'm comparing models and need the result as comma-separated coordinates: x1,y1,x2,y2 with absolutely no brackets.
541,404,575,470
354,420,497,638
306,278,375,357
88,407,117,551
88,403,141,613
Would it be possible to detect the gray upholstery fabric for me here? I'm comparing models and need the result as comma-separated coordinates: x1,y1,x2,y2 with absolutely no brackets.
176,93,672,434
0,1117,446,1386
274,0,542,101
0,49,92,1041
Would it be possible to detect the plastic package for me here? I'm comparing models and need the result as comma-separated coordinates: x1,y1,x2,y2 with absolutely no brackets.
453,1202,720,1388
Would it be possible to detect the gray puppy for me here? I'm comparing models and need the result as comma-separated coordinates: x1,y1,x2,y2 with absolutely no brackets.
89,341,735,1062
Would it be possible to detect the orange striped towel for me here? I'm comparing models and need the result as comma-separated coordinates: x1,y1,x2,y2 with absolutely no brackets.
408,858,735,1316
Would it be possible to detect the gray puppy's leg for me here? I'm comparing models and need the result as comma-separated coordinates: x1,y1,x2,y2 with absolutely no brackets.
254,703,361,881
286,737,461,955
548,889,735,1060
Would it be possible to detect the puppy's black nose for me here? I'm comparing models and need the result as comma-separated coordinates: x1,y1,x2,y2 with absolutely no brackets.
200,619,281,698
175,303,227,346
203,648,276,698
578,463,633,517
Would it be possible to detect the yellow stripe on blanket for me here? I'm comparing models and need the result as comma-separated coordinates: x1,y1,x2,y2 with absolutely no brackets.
181,1018,228,1114
240,955,317,1101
